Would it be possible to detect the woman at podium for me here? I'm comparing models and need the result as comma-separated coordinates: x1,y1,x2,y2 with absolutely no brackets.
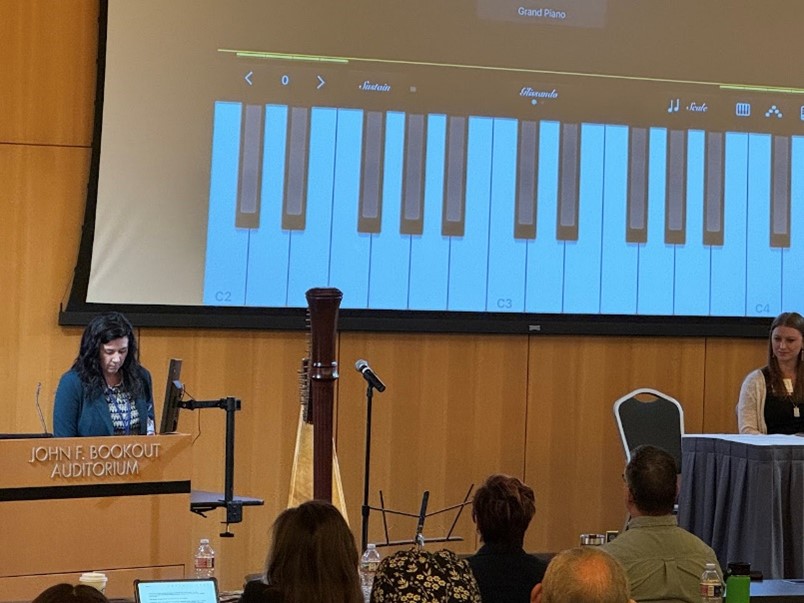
53,311,155,437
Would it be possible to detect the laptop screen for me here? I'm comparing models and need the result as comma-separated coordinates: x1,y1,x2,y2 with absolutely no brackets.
134,578,218,603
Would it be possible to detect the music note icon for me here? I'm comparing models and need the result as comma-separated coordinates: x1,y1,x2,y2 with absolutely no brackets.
667,98,680,113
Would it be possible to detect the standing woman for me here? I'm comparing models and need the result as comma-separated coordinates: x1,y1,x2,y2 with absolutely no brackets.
737,311,804,434
53,311,155,437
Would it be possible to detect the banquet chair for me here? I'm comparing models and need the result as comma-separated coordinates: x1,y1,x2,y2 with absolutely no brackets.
613,388,685,473
613,388,685,523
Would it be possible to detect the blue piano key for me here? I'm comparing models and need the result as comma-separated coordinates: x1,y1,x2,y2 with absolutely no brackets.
245,104,290,307
637,128,674,315
368,111,410,309
487,117,526,313
674,129,710,315
746,133,781,316
710,132,748,316
564,123,605,314
783,136,804,309
328,108,370,308
203,101,248,306
409,114,449,310
525,120,563,313
600,124,638,314
448,116,493,311
286,107,337,306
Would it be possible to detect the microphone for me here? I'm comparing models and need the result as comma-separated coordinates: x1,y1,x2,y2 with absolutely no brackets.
34,382,50,435
354,359,386,392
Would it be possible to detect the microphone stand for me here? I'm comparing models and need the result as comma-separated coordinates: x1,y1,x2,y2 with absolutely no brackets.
360,380,376,552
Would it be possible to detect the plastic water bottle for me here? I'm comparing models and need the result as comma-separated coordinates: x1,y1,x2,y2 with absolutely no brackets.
700,562,723,603
359,543,381,602
193,538,215,579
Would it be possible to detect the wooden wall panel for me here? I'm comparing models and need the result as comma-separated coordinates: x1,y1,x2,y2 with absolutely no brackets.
523,336,706,554
138,328,308,585
0,0,97,146
0,145,89,433
702,338,766,433
337,333,530,555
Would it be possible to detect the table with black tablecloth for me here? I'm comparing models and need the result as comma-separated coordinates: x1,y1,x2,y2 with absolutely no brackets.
677,434,804,579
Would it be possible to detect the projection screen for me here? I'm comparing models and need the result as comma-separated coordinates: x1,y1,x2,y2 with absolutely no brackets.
61,0,804,335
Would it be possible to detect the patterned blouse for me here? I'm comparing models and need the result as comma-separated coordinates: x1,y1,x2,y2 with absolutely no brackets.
105,384,140,435
370,548,481,603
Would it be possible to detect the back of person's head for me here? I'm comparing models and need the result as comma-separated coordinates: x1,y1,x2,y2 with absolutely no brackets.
266,499,362,603
624,444,677,515
532,547,630,603
33,583,109,603
472,473,536,547
370,548,481,603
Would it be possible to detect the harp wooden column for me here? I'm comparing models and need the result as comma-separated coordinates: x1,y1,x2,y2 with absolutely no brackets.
306,287,342,502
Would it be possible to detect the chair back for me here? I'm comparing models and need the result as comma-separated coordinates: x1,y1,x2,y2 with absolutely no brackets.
613,388,685,472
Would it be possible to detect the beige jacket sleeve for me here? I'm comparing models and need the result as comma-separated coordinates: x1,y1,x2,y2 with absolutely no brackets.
736,368,767,434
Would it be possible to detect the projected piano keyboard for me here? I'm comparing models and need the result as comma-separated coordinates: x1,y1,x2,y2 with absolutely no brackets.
203,101,804,317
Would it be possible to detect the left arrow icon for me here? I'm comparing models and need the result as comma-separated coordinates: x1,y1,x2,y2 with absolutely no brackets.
245,71,253,86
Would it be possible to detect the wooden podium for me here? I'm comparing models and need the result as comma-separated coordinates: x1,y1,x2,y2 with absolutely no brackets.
0,434,192,601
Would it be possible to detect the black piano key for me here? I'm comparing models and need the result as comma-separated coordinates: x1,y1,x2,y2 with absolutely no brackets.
665,129,687,245
557,122,580,241
771,135,791,248
282,106,310,231
358,111,385,234
626,127,648,243
235,104,264,229
703,131,725,246
400,113,426,235
442,115,468,237
515,120,538,240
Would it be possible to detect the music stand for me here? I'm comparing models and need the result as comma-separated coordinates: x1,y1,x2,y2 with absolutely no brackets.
368,485,474,548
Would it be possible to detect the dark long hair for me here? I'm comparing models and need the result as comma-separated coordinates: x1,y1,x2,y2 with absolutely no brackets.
765,311,804,401
33,584,109,603
71,311,145,397
265,500,362,603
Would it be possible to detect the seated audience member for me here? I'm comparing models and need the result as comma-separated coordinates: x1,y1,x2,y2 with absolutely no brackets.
530,546,632,603
33,583,109,603
240,500,362,603
601,445,721,603
371,548,481,603
467,474,547,603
